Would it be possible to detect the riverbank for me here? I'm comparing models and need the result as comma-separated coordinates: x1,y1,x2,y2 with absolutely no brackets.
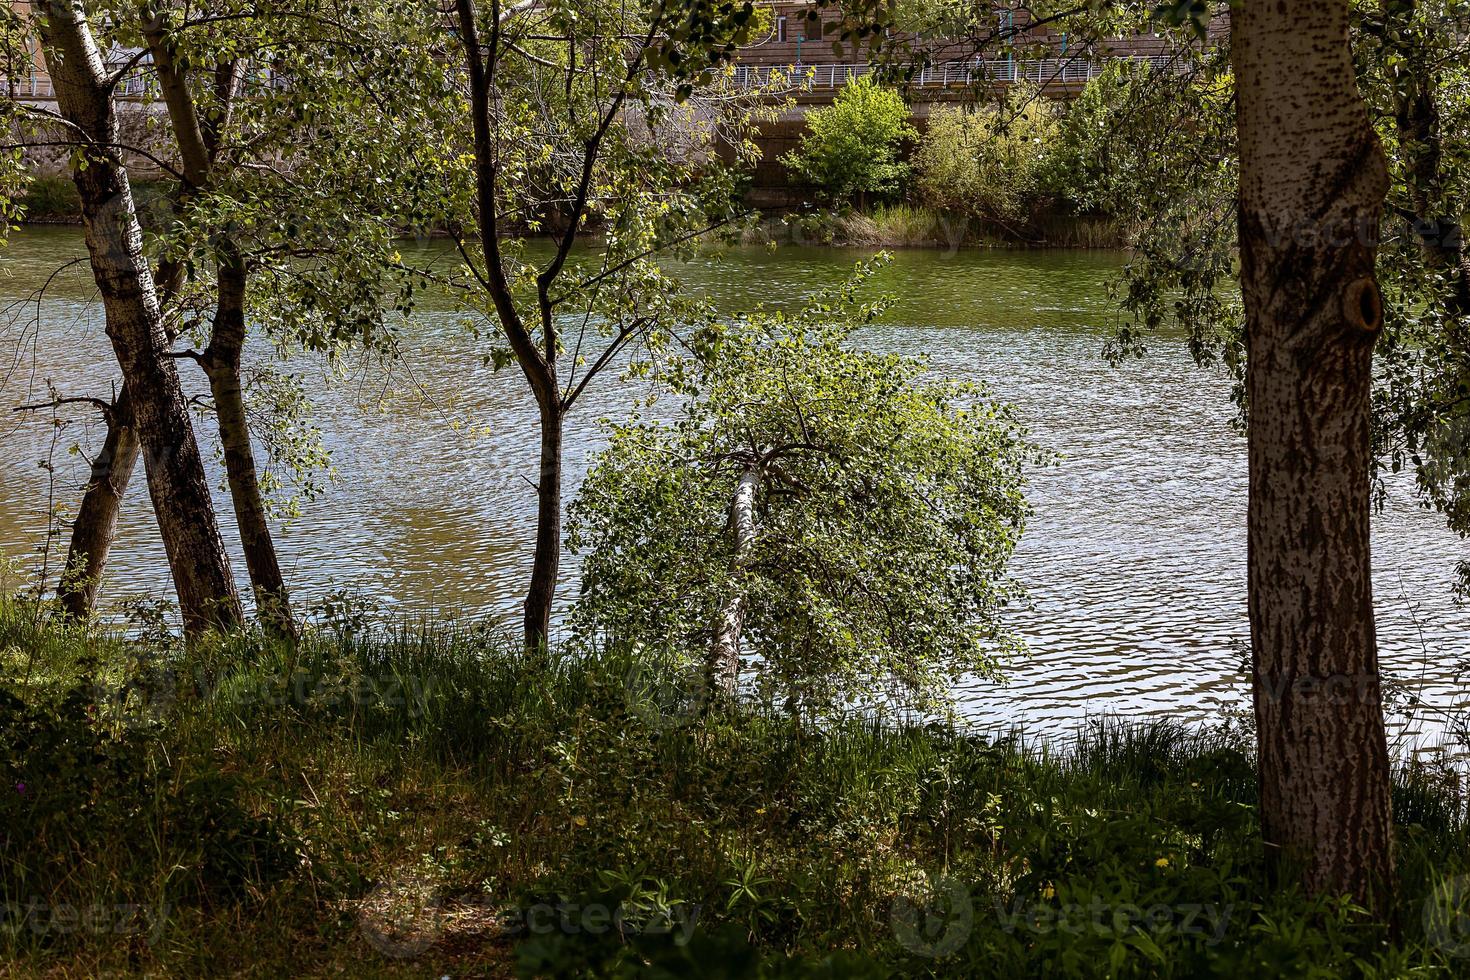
3,599,1468,978
12,180,1125,250
12,176,178,226
745,206,1127,250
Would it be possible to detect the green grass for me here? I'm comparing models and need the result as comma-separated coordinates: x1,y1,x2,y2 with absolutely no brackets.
2,597,1469,977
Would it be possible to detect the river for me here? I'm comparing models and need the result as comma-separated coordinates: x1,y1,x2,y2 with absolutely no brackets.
2,227,1466,745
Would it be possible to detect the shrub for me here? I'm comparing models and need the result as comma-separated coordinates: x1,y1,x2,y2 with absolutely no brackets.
567,262,1035,715
4,596,1470,976
783,76,917,203
911,85,1062,229
16,174,80,221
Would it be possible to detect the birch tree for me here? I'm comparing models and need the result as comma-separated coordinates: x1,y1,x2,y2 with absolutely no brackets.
568,272,1034,713
24,0,242,636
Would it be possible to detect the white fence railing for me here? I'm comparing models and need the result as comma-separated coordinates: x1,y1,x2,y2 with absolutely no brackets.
6,53,1180,104
6,66,154,101
731,53,1179,91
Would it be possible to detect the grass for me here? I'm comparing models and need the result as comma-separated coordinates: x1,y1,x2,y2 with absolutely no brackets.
14,176,81,223
3,597,1470,977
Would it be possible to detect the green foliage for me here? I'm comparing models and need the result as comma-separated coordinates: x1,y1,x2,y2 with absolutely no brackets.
1065,5,1470,593
13,176,78,222
4,601,1470,975
568,265,1034,715
1352,0,1470,593
784,77,917,202
1057,53,1244,399
911,86,1063,229
0,613,301,937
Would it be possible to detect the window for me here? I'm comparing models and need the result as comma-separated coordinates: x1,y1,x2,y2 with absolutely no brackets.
777,16,786,42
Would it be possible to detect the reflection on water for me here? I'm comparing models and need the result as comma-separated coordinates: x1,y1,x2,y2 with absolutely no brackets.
1,228,1466,740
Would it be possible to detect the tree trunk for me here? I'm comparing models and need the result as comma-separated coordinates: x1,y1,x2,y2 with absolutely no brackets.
203,257,295,639
1234,0,1396,914
453,0,569,652
57,385,139,618
34,0,242,636
523,398,562,649
55,249,190,622
707,467,760,700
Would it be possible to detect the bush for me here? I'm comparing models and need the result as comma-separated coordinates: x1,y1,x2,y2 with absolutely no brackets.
567,266,1035,715
783,76,916,203
17,175,80,221
911,85,1063,229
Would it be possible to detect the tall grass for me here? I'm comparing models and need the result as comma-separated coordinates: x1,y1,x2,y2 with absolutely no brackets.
3,599,1469,977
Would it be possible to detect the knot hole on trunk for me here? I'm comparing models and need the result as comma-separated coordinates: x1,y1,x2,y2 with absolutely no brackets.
1342,277,1383,333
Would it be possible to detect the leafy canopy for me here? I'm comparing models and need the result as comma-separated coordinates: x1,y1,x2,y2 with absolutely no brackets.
568,262,1036,716
912,83,1063,228
784,76,917,202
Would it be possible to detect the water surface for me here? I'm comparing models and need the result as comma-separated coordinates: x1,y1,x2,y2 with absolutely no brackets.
2,228,1465,743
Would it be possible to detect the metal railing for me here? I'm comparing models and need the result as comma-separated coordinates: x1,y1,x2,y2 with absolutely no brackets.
730,53,1179,91
5,53,1179,104
5,63,289,102
5,65,155,101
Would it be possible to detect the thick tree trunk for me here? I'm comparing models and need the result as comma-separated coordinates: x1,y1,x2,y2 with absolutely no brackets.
1234,0,1395,914
34,0,242,636
57,386,139,618
707,467,760,700
523,399,562,650
203,259,295,639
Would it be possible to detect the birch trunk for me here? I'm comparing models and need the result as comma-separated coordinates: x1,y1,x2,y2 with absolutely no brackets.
1234,0,1396,913
33,0,242,635
203,258,295,639
56,385,138,618
707,467,760,699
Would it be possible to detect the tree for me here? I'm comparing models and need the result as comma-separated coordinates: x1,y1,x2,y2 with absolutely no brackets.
567,265,1034,712
783,75,916,205
428,0,776,649
133,1,295,636
911,83,1061,232
130,0,430,637
911,0,1406,911
8,0,426,633
1357,0,1470,593
24,0,242,637
1234,0,1395,910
